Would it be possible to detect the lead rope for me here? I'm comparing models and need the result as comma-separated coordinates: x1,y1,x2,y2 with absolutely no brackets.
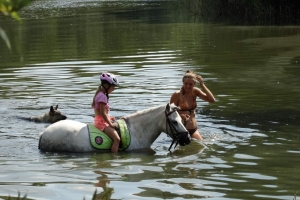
168,140,175,151
168,140,179,151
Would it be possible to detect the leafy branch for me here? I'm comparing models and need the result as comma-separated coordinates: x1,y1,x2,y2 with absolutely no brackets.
0,0,33,51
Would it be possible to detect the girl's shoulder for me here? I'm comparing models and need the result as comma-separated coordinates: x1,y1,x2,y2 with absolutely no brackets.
95,91,105,97
193,87,205,98
95,92,108,103
193,87,202,94
171,90,181,97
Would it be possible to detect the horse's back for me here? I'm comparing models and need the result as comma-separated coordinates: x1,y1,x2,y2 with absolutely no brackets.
39,120,94,152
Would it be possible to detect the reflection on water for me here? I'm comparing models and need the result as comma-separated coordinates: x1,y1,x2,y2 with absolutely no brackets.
1,0,300,199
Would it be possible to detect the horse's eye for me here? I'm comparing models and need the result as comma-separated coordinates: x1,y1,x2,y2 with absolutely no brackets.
172,120,178,124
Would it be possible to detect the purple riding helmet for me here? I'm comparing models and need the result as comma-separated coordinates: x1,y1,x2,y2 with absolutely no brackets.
100,72,119,86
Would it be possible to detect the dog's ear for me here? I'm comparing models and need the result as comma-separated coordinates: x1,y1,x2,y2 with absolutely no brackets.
50,106,54,113
55,105,58,110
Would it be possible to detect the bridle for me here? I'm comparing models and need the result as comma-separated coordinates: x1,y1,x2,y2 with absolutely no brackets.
165,106,190,151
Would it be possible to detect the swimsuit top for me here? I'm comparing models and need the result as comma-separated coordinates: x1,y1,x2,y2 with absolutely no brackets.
93,91,110,111
179,89,196,112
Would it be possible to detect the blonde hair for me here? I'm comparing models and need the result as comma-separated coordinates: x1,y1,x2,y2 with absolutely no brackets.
181,70,197,95
182,70,196,84
91,85,102,107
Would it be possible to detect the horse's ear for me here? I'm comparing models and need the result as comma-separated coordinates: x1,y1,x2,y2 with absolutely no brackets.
50,106,54,113
166,103,170,111
55,105,58,110
169,103,178,110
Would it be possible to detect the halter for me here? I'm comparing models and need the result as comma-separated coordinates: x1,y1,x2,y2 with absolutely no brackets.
165,106,190,151
101,84,110,100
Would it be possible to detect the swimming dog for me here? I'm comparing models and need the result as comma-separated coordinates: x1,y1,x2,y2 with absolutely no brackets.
19,105,67,123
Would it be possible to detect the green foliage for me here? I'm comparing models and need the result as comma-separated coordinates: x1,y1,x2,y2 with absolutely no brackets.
176,0,300,24
0,26,10,49
0,0,33,51
3,189,100,200
83,189,98,200
0,0,32,21
5,191,27,200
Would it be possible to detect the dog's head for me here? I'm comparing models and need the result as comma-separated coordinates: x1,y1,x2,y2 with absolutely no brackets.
49,105,67,123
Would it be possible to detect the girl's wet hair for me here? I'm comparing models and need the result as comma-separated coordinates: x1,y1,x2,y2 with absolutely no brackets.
91,85,101,107
182,70,196,83
181,70,197,96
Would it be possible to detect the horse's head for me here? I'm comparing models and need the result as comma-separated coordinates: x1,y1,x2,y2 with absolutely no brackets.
165,103,191,150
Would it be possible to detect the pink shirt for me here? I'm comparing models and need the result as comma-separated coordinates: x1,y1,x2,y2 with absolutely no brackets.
93,92,110,111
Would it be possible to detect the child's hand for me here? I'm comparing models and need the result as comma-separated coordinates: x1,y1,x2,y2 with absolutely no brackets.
110,122,119,129
196,75,204,85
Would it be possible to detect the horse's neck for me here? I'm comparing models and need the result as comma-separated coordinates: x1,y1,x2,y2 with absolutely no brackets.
125,105,165,149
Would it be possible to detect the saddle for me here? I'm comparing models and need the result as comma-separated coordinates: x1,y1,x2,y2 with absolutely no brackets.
87,119,131,151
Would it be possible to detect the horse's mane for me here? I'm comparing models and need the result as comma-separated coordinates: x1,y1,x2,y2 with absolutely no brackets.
124,104,164,118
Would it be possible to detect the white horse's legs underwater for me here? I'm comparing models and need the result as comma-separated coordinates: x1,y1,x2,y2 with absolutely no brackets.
39,103,190,152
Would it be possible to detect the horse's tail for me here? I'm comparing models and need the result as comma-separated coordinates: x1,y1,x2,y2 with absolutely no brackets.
38,133,43,150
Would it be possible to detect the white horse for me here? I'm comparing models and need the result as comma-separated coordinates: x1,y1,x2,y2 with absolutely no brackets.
38,103,191,152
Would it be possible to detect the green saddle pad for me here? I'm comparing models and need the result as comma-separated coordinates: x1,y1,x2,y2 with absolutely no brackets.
87,119,130,151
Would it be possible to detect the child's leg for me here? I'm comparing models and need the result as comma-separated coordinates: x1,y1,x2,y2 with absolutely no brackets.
104,126,120,153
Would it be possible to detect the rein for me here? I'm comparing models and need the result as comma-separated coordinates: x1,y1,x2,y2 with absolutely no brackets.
165,108,187,151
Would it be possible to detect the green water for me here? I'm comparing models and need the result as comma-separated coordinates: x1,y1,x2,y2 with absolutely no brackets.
0,1,299,199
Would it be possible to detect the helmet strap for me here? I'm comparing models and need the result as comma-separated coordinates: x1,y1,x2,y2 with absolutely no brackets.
101,84,111,100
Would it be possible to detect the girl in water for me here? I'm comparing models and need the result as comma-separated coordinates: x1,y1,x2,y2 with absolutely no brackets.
170,70,215,140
